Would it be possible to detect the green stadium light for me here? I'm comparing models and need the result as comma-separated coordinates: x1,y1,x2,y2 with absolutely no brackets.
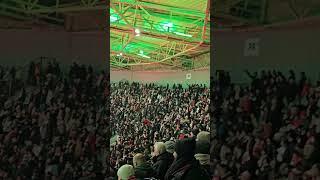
163,22,173,30
174,32,192,37
110,15,118,22
110,8,119,23
138,54,151,59
135,28,141,36
138,50,150,58
158,21,175,32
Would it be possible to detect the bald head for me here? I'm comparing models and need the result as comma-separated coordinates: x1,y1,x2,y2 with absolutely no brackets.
133,153,145,167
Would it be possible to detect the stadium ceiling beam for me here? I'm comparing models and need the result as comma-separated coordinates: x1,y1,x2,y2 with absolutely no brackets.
111,6,205,28
111,41,196,69
110,43,190,61
201,0,210,40
110,3,134,29
9,0,47,9
81,0,100,7
110,62,131,70
0,3,64,22
110,47,188,63
11,0,104,12
0,10,31,20
30,5,105,13
110,6,209,44
26,0,39,10
110,26,209,46
214,0,265,27
110,53,153,66
111,33,168,48
111,31,198,50
110,40,199,67
111,0,205,18
110,52,186,69
111,32,200,61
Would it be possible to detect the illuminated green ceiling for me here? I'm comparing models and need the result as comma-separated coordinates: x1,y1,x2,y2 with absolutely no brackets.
110,0,210,70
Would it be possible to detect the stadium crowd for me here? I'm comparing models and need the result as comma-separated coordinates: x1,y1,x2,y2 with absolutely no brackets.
110,82,211,179
0,61,108,179
212,70,320,180
2,61,320,180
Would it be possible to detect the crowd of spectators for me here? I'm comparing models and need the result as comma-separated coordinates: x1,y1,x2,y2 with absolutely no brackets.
3,61,320,180
0,61,108,179
110,82,211,179
212,70,320,180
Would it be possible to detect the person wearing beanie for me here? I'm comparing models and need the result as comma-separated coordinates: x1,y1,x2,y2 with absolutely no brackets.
195,141,212,177
165,141,175,154
152,142,174,180
133,153,154,179
117,164,136,180
164,138,210,180
196,131,210,143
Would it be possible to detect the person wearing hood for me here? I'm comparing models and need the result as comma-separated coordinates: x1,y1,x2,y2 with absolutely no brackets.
164,138,210,180
152,142,174,180
195,140,212,177
133,153,154,179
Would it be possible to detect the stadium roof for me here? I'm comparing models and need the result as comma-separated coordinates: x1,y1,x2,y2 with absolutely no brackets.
0,0,106,31
2,0,320,70
214,0,320,30
110,0,211,70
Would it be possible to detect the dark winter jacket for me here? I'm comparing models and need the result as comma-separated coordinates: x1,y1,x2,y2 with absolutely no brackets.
164,138,210,180
152,152,174,180
135,162,155,179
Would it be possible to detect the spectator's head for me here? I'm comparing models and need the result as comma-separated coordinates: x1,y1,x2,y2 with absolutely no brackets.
164,141,175,154
154,142,166,156
117,164,135,180
132,153,145,167
195,141,210,154
174,138,196,160
196,131,210,143
195,141,210,165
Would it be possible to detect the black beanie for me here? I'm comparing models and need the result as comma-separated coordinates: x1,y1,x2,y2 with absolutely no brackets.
175,138,196,159
195,141,210,154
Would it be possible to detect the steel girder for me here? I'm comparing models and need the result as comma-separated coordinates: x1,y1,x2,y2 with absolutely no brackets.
110,2,210,43
213,0,265,26
214,0,320,28
110,0,210,69
0,0,105,25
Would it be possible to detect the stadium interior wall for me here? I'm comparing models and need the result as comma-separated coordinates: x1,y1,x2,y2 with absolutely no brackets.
0,30,106,70
111,70,209,87
214,28,320,83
